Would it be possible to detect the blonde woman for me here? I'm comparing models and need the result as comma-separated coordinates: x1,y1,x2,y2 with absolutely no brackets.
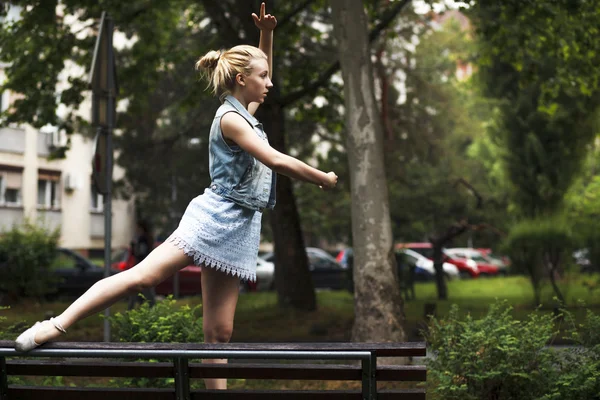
15,2,337,390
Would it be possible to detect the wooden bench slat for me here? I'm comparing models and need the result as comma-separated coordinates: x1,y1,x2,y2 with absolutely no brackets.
0,340,427,357
190,389,426,400
8,385,173,400
190,362,427,382
6,359,426,381
8,386,426,400
7,359,173,378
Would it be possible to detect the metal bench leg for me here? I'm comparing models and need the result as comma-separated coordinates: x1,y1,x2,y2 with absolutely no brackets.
0,357,8,400
361,352,377,400
174,357,190,400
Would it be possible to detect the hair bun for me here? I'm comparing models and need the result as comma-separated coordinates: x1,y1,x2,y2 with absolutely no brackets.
196,50,222,71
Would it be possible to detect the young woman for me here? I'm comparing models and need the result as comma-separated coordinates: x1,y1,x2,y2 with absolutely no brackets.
15,3,337,390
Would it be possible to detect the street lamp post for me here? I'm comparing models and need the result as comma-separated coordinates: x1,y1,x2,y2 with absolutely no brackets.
89,12,118,342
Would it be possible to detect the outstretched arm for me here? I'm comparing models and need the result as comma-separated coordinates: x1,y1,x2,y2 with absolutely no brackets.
249,2,276,116
221,112,337,189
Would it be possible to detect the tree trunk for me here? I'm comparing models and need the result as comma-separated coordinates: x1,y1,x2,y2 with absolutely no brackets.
431,242,448,300
259,96,317,311
330,0,406,343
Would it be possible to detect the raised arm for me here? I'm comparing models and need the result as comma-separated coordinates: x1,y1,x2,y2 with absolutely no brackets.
221,112,337,188
249,2,276,116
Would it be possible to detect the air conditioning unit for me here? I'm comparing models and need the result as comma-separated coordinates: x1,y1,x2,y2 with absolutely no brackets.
46,130,66,148
64,173,79,191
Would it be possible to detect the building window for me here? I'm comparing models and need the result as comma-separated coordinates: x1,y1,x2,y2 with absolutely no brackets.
37,171,61,209
90,182,103,212
0,170,23,206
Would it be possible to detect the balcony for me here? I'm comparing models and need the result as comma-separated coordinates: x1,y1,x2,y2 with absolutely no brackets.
37,209,62,233
0,127,25,154
90,212,104,238
0,207,24,232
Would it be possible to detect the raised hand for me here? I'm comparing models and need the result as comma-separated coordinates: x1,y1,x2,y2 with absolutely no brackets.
252,2,277,31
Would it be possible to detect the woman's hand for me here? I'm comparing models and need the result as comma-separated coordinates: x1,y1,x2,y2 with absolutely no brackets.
320,172,338,190
252,2,277,31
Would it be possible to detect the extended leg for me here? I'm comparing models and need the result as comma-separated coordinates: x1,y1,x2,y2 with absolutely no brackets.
27,241,193,346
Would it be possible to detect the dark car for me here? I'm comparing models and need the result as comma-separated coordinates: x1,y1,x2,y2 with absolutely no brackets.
49,247,119,298
260,247,349,291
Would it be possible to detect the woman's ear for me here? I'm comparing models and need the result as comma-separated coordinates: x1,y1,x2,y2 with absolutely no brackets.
236,73,245,86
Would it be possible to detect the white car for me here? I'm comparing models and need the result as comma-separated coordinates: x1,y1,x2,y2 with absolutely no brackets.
401,249,460,279
255,257,275,291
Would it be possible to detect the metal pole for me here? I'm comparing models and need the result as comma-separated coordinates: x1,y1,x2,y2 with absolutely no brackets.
361,352,377,400
103,14,115,343
172,173,179,299
173,358,190,400
0,357,8,400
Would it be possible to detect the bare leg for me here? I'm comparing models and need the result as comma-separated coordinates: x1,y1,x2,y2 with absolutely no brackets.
201,266,241,390
32,241,193,344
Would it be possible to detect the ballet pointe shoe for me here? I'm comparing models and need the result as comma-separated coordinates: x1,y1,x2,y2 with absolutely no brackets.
15,317,67,352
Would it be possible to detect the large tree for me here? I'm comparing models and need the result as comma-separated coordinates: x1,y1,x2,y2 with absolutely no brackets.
330,0,406,343
466,0,600,218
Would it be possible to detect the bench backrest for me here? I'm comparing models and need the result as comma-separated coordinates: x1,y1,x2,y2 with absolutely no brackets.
0,341,427,400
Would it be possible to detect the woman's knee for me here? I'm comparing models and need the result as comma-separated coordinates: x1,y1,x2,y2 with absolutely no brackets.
204,324,234,344
122,268,159,292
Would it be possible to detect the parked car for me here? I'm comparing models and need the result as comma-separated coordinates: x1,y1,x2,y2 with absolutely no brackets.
395,242,434,259
477,248,510,274
49,247,119,298
111,246,256,295
255,257,275,291
111,246,203,296
260,247,349,291
442,250,481,278
445,248,500,276
400,249,460,281
335,248,353,269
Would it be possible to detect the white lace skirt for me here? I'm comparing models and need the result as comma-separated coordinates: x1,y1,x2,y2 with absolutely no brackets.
166,188,262,282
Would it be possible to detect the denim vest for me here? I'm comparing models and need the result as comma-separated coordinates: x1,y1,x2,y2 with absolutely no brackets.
208,95,276,211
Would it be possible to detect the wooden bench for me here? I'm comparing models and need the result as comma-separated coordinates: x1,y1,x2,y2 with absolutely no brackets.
0,340,426,399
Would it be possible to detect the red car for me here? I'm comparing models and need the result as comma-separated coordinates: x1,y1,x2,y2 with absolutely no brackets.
395,242,434,259
111,247,256,295
111,247,202,296
442,250,481,278
445,248,500,277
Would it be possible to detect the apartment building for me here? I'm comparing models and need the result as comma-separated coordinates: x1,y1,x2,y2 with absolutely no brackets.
0,66,135,256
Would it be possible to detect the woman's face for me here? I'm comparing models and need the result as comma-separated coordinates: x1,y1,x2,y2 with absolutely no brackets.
240,58,272,103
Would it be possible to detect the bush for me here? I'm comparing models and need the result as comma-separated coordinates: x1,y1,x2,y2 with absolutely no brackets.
109,296,203,343
541,308,600,400
0,222,60,300
107,297,204,388
502,217,575,304
424,301,559,400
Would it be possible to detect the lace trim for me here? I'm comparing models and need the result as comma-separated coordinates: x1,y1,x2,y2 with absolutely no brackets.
167,235,256,282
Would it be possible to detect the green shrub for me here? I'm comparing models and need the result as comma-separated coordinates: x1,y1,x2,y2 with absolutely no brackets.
0,222,60,300
424,300,559,400
502,217,575,304
107,297,204,389
109,296,203,343
540,309,600,400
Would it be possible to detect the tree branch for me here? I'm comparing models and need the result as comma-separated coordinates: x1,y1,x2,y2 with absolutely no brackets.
281,0,412,107
277,0,316,31
454,177,483,209
200,0,243,45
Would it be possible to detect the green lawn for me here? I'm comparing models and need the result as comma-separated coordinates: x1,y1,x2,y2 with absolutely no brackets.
1,275,599,343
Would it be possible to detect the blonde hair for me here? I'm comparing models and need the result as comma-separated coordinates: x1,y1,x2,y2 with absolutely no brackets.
196,45,267,99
